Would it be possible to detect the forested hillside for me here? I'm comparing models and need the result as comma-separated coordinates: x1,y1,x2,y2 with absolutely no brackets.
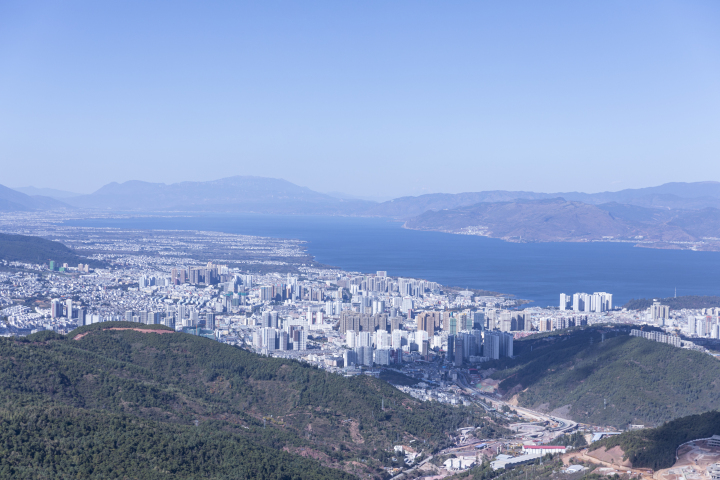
622,295,720,310
488,327,720,427
0,232,103,267
0,406,350,479
591,411,720,470
0,323,493,479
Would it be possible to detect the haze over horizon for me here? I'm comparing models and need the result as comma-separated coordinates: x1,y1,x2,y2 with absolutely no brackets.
2,1,720,197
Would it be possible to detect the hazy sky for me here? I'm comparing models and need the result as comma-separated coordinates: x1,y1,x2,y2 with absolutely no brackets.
1,1,719,198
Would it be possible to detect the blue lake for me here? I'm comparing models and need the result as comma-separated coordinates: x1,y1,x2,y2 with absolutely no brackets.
64,214,720,308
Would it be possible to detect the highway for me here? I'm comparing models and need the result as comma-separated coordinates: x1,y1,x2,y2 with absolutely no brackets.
392,371,580,479
456,371,578,437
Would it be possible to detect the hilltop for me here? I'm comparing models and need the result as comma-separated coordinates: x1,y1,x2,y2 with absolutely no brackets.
590,411,720,470
62,176,373,214
0,184,70,212
622,295,720,311
402,198,720,247
0,232,103,268
487,327,720,428
0,323,496,479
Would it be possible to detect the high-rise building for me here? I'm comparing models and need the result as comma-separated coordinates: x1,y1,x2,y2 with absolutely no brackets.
356,346,373,366
262,328,277,351
375,348,391,365
375,330,391,349
460,332,474,358
278,331,289,350
51,299,61,319
498,310,512,332
206,313,215,330
391,329,404,349
471,329,483,355
417,312,435,338
483,331,500,360
125,310,134,323
500,332,514,358
292,328,307,350
391,316,401,332
559,293,570,311
260,286,273,302
66,299,73,319
343,349,357,367
539,318,551,332
357,331,372,348
454,336,464,366
471,311,485,330
650,300,670,325
372,300,386,315
572,293,581,312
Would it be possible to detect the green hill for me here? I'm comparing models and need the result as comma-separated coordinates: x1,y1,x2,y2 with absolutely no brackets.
488,327,720,427
0,232,103,268
623,295,720,311
591,410,720,470
0,323,494,479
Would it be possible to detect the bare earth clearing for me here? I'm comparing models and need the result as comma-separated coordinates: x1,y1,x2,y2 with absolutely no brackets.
74,328,175,340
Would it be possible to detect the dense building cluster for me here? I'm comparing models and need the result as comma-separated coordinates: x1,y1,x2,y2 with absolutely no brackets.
559,292,613,312
630,328,682,347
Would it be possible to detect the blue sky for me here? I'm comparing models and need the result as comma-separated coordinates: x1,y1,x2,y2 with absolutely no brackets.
1,1,719,198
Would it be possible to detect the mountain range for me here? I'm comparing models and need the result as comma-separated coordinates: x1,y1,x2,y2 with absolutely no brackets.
404,198,720,246
4,176,720,249
0,184,71,212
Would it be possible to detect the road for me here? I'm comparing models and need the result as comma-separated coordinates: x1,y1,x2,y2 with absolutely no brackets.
457,372,578,437
390,453,434,480
393,370,580,479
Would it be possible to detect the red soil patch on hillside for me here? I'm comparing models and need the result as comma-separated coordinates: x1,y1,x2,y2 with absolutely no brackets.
74,328,175,340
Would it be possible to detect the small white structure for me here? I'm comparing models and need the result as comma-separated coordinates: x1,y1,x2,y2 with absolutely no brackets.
521,445,568,455
491,453,542,470
564,465,588,474
444,456,475,470
708,463,720,480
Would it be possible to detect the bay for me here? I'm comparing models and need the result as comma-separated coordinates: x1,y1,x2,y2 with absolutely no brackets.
64,214,720,308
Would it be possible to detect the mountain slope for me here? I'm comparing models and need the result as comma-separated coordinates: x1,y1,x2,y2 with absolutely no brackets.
65,176,374,214
13,186,81,199
403,198,640,241
0,324,489,478
488,327,720,428
0,232,103,267
402,198,720,243
364,191,550,218
0,184,71,211
590,411,720,470
368,182,720,218
0,405,351,480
